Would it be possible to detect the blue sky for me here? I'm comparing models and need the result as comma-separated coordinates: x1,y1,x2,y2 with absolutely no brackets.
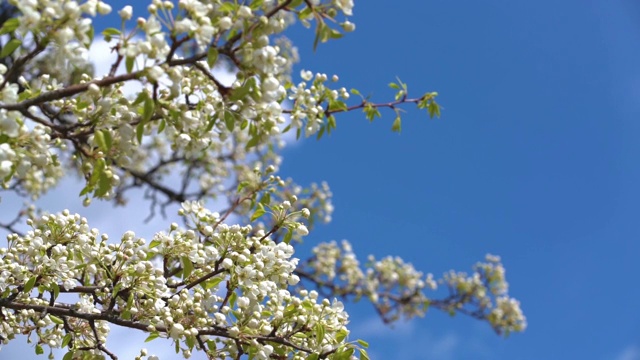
279,1,640,359
3,1,640,359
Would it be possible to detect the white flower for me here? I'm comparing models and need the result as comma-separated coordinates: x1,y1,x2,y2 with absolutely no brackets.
147,66,165,82
295,224,309,236
169,323,184,339
334,0,354,16
218,16,232,30
0,160,12,178
300,70,313,81
238,6,252,18
118,5,133,20
341,20,356,32
97,2,112,15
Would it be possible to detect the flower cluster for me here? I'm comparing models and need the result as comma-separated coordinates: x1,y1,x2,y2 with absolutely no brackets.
0,0,520,358
0,203,368,359
300,242,526,333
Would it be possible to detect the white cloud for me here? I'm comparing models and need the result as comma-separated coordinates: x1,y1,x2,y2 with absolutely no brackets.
616,345,640,360
350,316,460,360
1,32,309,358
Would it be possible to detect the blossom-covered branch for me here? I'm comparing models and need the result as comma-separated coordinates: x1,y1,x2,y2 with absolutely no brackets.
0,0,524,358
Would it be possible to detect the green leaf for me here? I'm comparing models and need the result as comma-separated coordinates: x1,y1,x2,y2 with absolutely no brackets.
158,119,166,134
219,2,236,12
145,333,160,342
306,354,319,360
95,171,111,197
335,328,349,343
202,276,223,290
391,116,401,133
283,229,293,244
329,28,343,40
132,91,146,106
207,340,217,352
0,18,19,35
181,256,194,280
186,335,196,350
334,347,355,360
363,104,381,122
142,97,155,123
328,100,347,112
327,115,337,131
356,339,369,348
250,0,265,10
229,291,237,307
79,186,92,196
94,130,107,151
224,110,235,132
149,239,161,248
229,82,253,102
360,348,370,360
63,351,74,360
0,38,21,58
85,25,95,48
102,28,121,36
205,116,217,132
259,192,271,205
61,333,72,348
237,181,249,193
313,20,325,51
49,315,64,325
207,47,218,68
24,275,37,293
428,101,441,118
251,204,266,221
315,323,325,345
35,344,44,355
125,56,134,73
51,282,60,301
136,122,145,144
245,135,260,150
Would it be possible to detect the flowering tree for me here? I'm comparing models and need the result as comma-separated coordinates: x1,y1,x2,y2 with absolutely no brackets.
0,0,526,359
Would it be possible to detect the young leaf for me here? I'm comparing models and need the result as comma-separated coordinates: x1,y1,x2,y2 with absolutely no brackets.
181,256,194,280
360,349,370,360
0,18,20,35
391,116,402,132
61,333,73,348
102,28,121,36
142,97,155,123
207,47,218,68
251,204,266,221
102,130,113,150
126,56,135,73
0,38,21,58
224,110,236,132
95,171,111,197
50,315,64,325
24,275,37,293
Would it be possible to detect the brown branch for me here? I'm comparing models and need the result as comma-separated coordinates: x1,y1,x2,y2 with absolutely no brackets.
0,72,141,111
0,40,46,91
